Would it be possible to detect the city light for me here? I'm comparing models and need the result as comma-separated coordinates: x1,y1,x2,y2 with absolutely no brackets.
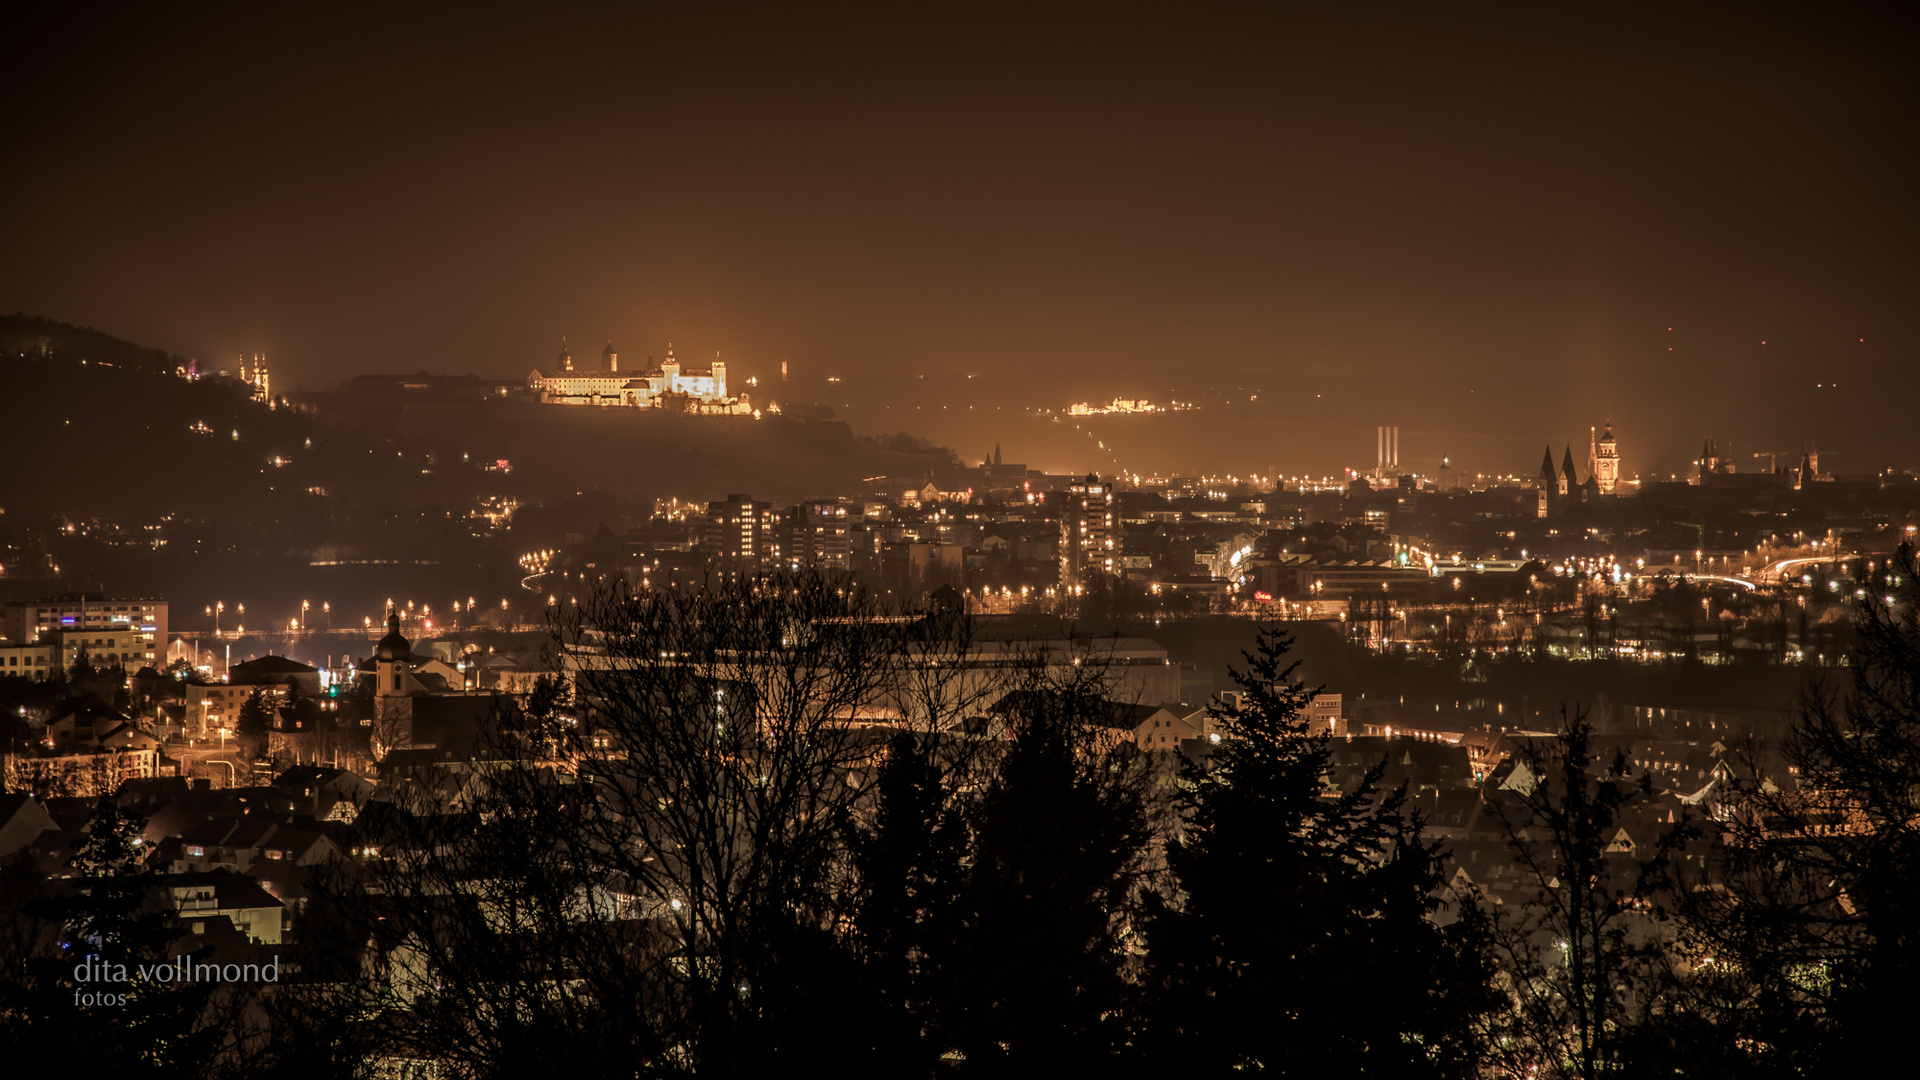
5,16,1911,1069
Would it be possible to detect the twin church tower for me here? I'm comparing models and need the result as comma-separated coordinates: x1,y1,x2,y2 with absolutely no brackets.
1538,421,1620,508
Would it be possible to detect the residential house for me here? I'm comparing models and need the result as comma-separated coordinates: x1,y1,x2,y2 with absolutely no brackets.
0,793,58,857
165,873,287,944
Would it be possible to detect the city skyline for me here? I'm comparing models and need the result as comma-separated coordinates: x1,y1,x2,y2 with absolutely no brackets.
3,7,1917,1074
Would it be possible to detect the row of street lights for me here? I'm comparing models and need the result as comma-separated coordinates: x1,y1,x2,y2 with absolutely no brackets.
207,597,516,637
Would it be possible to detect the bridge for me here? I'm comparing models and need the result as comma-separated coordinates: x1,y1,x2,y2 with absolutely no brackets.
1638,569,1757,592
1757,553,1862,586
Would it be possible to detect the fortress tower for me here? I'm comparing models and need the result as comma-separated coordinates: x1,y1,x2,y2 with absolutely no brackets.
662,345,680,390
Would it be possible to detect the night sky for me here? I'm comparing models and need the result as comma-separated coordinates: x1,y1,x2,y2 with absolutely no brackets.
4,3,1913,478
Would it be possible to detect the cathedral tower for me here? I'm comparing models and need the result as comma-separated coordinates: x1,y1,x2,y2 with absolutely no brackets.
240,354,270,402
1595,420,1619,495
1797,441,1820,487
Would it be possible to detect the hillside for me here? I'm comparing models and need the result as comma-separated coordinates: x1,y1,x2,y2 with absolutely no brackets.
0,315,496,523
0,315,964,631
382,399,965,508
0,315,509,619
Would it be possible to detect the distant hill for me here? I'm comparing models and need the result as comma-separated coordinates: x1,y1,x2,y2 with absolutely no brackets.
0,312,184,377
0,315,508,618
1,313,964,516
378,398,965,508
0,314,479,524
0,315,966,625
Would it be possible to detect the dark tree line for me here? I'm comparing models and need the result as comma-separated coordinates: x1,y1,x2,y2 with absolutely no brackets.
1663,545,1920,1075
5,551,1919,1077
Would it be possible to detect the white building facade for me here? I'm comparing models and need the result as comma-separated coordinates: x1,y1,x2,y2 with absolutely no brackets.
527,341,746,412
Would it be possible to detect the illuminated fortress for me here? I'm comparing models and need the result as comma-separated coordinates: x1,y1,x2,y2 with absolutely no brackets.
526,340,754,413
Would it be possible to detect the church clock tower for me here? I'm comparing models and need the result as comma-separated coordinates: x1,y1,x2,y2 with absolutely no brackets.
375,611,412,702
1595,420,1619,495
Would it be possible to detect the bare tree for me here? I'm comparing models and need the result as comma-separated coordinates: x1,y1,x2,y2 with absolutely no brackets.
1479,709,1693,1078
310,570,1034,1077
1677,544,1920,1071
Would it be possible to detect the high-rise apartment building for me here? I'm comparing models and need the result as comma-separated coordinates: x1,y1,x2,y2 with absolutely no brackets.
1059,474,1115,584
705,494,776,564
781,502,852,571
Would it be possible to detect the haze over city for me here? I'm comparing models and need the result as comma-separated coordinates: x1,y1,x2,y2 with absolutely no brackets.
3,4,1913,476
3,5,1918,1078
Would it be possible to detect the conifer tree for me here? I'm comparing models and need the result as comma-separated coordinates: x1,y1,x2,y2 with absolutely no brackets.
928,680,1154,1074
4,798,220,1073
1142,627,1490,1076
235,687,271,757
843,730,967,1074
